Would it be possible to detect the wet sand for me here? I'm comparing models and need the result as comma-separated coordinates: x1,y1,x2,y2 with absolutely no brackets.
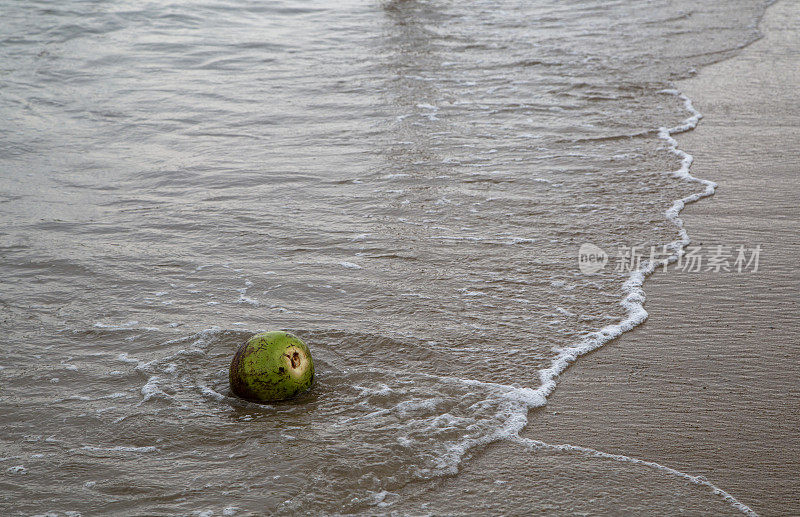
522,1,800,515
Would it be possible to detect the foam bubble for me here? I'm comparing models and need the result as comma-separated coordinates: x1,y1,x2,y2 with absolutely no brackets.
94,320,138,329
82,445,158,453
140,376,170,403
199,386,226,401
237,295,260,306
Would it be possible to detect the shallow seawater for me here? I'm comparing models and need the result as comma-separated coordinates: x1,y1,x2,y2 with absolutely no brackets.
0,0,769,514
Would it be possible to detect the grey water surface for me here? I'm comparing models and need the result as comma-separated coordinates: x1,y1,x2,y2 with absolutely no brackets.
0,0,769,514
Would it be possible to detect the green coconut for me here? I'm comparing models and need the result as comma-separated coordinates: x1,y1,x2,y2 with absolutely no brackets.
229,331,314,403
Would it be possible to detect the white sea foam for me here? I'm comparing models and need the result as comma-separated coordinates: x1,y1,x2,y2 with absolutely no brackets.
353,383,394,397
82,445,158,453
140,376,170,403
514,437,757,516
237,295,260,306
61,392,128,402
530,90,715,405
365,489,398,508
93,320,138,329
394,398,441,418
117,352,140,364
200,385,227,401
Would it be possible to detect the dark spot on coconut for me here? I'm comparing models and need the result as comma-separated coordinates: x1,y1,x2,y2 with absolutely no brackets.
291,351,301,369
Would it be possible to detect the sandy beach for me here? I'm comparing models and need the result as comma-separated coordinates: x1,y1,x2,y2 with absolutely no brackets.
522,1,800,514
